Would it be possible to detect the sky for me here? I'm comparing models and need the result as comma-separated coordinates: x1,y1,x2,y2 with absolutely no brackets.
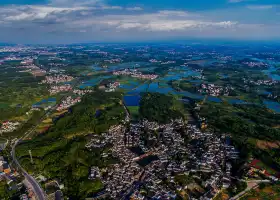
0,0,279,44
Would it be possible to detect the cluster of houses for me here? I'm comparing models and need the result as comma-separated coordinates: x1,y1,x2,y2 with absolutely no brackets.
17,59,46,76
187,124,239,196
85,117,241,199
89,167,101,180
247,159,279,182
104,58,122,64
0,121,20,134
0,156,12,176
73,89,93,96
103,125,143,198
41,75,74,84
149,59,160,63
113,69,158,80
243,78,279,86
131,119,189,199
56,96,81,111
49,85,72,95
161,61,176,65
20,59,34,65
105,82,120,92
85,133,110,149
198,83,233,96
18,64,46,76
243,61,268,68
0,156,26,198
85,125,143,198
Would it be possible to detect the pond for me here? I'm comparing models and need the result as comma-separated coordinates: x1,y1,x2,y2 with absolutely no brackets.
160,66,201,82
109,62,150,72
258,90,272,95
207,96,222,103
175,91,204,100
92,64,104,71
33,97,56,107
227,99,248,105
147,82,173,94
263,100,280,113
79,78,101,89
123,95,141,106
119,81,139,90
130,83,149,93
262,63,280,81
79,76,112,89
95,109,102,118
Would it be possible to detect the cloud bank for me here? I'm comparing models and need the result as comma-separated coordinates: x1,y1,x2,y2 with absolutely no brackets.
0,0,279,43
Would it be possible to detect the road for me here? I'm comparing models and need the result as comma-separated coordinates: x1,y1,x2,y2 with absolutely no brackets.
12,140,46,200
230,180,271,200
11,106,59,200
11,79,82,200
11,109,54,200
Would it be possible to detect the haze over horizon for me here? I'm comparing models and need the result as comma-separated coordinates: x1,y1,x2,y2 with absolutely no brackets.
0,0,279,44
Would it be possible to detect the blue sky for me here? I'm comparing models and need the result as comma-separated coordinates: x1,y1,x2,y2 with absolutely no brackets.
0,0,279,44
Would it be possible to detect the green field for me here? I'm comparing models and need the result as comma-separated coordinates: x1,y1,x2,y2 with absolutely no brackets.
0,62,49,121
127,106,139,120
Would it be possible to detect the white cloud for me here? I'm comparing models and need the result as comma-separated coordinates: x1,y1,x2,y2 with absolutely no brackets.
229,0,244,3
115,20,237,31
2,5,89,21
126,7,143,11
67,10,237,32
228,0,257,3
0,1,279,43
158,10,190,17
247,5,274,10
49,0,103,6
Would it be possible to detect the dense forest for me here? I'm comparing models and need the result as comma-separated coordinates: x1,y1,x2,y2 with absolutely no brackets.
200,103,280,141
139,92,184,123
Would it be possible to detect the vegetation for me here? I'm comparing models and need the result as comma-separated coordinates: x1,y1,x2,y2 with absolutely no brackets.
174,174,193,186
0,182,9,200
271,68,280,76
16,90,125,199
139,93,184,123
199,102,280,172
0,63,49,121
127,106,139,120
227,181,247,196
199,103,280,141
240,182,280,200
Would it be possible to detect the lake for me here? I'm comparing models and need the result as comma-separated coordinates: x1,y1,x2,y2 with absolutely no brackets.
124,95,141,106
263,100,280,113
262,63,280,81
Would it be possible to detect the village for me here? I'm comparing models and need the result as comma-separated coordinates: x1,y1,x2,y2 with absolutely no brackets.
198,83,233,96
113,69,158,80
85,116,242,199
0,121,20,135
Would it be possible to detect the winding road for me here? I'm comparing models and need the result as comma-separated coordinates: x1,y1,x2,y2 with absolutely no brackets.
10,80,82,200
12,140,46,200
